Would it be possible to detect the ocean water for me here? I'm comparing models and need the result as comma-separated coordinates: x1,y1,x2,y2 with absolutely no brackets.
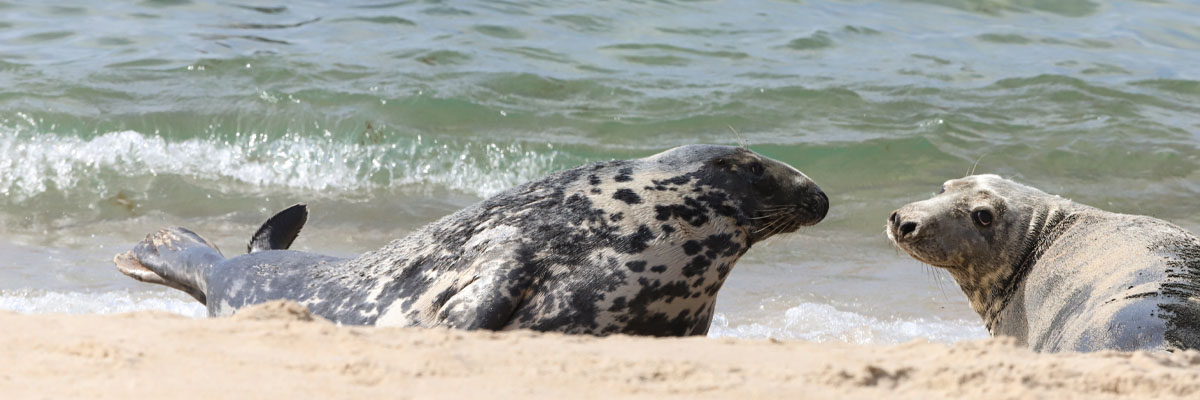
1,0,1198,345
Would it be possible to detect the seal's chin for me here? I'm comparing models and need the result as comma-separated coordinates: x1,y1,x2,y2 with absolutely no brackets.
905,252,955,269
886,228,955,269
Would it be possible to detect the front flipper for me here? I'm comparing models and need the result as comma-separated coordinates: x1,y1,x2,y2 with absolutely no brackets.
435,252,534,330
248,203,308,253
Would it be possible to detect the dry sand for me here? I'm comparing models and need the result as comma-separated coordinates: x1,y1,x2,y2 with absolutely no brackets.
2,301,1198,399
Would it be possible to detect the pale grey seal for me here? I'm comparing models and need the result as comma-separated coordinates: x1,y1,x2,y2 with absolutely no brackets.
888,174,1199,352
115,144,829,336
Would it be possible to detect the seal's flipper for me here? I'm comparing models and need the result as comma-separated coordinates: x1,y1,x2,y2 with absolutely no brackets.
248,203,308,253
113,227,224,305
433,250,531,331
114,251,203,302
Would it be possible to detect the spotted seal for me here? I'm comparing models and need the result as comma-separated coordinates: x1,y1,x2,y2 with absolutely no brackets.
887,174,1200,352
114,144,829,336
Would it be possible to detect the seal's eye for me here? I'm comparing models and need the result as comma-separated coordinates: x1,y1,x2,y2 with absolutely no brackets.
938,185,946,194
748,162,764,175
971,209,993,227
714,159,728,167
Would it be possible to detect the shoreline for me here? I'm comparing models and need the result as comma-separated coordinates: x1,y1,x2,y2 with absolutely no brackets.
2,301,1197,399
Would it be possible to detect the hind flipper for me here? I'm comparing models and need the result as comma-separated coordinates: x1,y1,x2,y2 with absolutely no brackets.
114,251,205,303
248,203,308,253
113,227,223,305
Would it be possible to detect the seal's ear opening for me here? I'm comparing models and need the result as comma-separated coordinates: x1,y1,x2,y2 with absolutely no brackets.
748,161,765,176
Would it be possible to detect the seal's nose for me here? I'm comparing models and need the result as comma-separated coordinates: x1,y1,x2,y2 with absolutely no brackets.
889,210,919,240
813,189,829,222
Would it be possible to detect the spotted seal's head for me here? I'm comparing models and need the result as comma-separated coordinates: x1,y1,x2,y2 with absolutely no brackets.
886,174,1068,320
643,144,828,243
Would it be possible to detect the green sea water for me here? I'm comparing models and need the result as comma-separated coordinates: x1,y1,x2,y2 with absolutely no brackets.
0,0,1197,343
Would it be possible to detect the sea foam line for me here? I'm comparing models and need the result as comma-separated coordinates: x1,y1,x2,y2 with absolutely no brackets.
708,302,988,345
0,129,561,200
0,289,206,317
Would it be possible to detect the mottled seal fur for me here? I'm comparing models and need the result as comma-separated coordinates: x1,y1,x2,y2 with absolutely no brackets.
888,174,1200,352
115,144,829,336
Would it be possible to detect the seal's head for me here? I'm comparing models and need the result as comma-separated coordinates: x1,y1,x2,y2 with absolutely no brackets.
885,174,1055,269
644,144,828,243
886,174,1066,319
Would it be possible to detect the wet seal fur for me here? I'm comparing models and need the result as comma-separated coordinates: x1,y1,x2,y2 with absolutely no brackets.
115,145,828,336
888,174,1200,352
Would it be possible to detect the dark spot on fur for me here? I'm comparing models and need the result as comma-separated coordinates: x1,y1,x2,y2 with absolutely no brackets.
626,261,647,272
682,240,702,255
660,224,675,234
701,233,740,258
715,261,734,280
613,225,655,254
591,188,602,194
613,189,642,205
682,255,712,277
609,296,628,311
654,198,710,227
618,277,700,336
653,175,691,186
588,174,601,185
650,265,667,273
610,212,624,222
614,167,633,182
697,191,739,218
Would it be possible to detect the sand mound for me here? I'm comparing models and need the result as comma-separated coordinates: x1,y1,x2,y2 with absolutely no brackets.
231,300,328,323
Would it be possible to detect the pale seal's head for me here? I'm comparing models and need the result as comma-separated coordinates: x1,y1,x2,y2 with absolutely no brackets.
886,174,1060,270
643,144,829,243
885,174,1066,322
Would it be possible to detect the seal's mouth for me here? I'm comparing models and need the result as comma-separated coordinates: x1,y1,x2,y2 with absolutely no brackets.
750,190,829,242
885,225,956,269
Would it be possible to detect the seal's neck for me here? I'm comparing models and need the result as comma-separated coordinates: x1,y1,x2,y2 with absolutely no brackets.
953,201,1080,333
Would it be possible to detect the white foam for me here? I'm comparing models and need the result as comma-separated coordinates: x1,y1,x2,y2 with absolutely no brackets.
0,289,206,317
708,301,988,345
2,289,989,343
0,129,561,200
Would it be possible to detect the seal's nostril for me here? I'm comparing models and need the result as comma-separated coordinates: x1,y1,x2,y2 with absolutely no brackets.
899,221,918,236
815,190,829,220
889,212,899,226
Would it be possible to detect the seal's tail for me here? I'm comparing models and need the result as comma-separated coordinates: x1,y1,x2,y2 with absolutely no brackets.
113,227,224,305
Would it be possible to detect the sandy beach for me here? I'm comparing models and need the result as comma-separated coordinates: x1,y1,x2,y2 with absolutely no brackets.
1,2,1199,399
2,301,1197,399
